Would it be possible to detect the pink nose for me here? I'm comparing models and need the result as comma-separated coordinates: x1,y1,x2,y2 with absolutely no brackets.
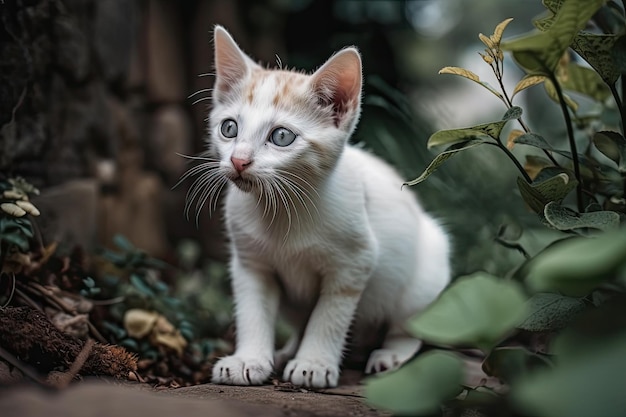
231,157,252,173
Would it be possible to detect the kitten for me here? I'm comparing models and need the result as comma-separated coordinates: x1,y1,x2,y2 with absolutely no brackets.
188,26,451,388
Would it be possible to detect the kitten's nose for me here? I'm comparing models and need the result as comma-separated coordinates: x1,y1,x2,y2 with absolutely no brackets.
231,157,252,173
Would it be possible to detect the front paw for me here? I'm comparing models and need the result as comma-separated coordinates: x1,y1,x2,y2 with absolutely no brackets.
212,355,272,385
283,358,339,388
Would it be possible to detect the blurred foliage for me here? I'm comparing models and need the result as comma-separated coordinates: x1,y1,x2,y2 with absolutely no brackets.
0,177,40,258
96,235,230,366
366,1,626,416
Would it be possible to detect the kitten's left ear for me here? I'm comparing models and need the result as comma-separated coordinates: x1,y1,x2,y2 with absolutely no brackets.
311,48,362,129
213,25,261,101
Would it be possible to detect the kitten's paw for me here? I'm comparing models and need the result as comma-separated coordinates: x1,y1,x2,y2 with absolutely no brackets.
365,347,418,374
283,358,339,388
366,337,422,374
212,355,272,385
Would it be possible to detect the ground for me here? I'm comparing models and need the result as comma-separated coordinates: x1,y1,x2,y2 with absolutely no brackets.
1,371,390,417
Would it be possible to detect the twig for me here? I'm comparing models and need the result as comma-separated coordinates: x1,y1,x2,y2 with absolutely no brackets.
14,287,44,311
52,338,95,389
0,345,48,387
0,272,16,307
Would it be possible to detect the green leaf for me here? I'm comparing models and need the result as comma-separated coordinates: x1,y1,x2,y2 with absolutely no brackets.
512,334,626,417
544,78,578,112
517,292,586,331
407,272,527,351
517,172,577,213
501,0,604,75
512,75,547,98
130,274,156,297
514,132,555,151
559,64,611,102
544,201,621,231
571,32,621,85
483,347,551,383
0,233,29,251
439,66,504,101
365,350,464,415
520,230,626,296
404,140,488,187
427,107,521,148
593,131,626,174
113,234,135,252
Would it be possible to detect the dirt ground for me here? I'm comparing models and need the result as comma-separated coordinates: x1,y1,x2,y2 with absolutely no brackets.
1,371,390,417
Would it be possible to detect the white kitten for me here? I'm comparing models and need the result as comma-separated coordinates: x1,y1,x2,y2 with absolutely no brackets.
191,26,451,388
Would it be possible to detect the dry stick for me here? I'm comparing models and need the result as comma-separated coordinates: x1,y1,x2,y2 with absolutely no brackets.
14,287,44,311
21,283,108,343
0,345,48,386
53,338,95,389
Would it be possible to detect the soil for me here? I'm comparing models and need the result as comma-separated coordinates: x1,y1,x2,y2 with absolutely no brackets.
1,373,390,417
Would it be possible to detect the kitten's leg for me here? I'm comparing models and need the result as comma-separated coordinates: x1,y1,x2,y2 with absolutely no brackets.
365,324,422,374
283,269,368,388
212,257,279,385
274,333,300,372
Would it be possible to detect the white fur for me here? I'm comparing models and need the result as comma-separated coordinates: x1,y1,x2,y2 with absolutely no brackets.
200,26,451,388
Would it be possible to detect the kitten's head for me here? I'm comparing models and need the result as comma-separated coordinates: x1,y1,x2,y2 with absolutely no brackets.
208,26,362,193
180,26,362,221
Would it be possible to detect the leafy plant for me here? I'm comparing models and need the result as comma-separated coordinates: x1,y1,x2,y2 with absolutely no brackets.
367,1,626,415
95,234,228,380
0,177,40,258
406,0,625,232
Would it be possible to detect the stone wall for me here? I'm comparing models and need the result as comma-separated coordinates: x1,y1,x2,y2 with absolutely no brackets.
0,0,246,260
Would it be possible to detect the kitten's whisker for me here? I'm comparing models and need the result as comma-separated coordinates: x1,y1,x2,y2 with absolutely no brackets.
175,162,220,187
187,88,214,99
173,162,216,190
185,169,224,220
191,96,213,106
176,153,220,162
273,179,293,243
278,176,315,221
211,178,228,213
275,170,320,217
197,72,215,77
277,169,321,198
275,176,305,225
195,175,227,225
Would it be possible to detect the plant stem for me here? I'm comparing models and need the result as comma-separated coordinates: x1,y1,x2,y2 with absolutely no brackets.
487,142,532,183
609,82,626,135
495,65,560,167
549,73,584,212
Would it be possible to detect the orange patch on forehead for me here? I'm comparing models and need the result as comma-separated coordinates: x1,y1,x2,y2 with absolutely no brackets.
246,72,262,103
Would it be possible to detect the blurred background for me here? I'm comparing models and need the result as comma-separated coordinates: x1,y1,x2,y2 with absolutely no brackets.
1,0,559,282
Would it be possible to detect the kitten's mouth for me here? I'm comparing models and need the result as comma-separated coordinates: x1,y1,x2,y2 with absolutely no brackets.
230,176,256,192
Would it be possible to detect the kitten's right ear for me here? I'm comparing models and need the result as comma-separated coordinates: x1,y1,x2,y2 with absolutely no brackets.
213,26,259,100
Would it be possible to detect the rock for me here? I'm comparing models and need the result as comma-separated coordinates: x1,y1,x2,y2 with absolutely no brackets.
148,105,193,182
53,12,91,83
94,0,139,83
33,179,100,252
145,0,186,102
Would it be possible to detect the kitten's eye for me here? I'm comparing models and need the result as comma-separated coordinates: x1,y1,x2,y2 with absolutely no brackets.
269,127,296,147
220,119,238,138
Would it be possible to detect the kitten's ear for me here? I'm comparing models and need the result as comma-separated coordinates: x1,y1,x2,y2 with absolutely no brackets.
213,26,259,100
310,48,362,129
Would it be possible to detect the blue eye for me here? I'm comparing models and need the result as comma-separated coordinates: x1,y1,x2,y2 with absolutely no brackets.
269,127,296,147
220,119,238,138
